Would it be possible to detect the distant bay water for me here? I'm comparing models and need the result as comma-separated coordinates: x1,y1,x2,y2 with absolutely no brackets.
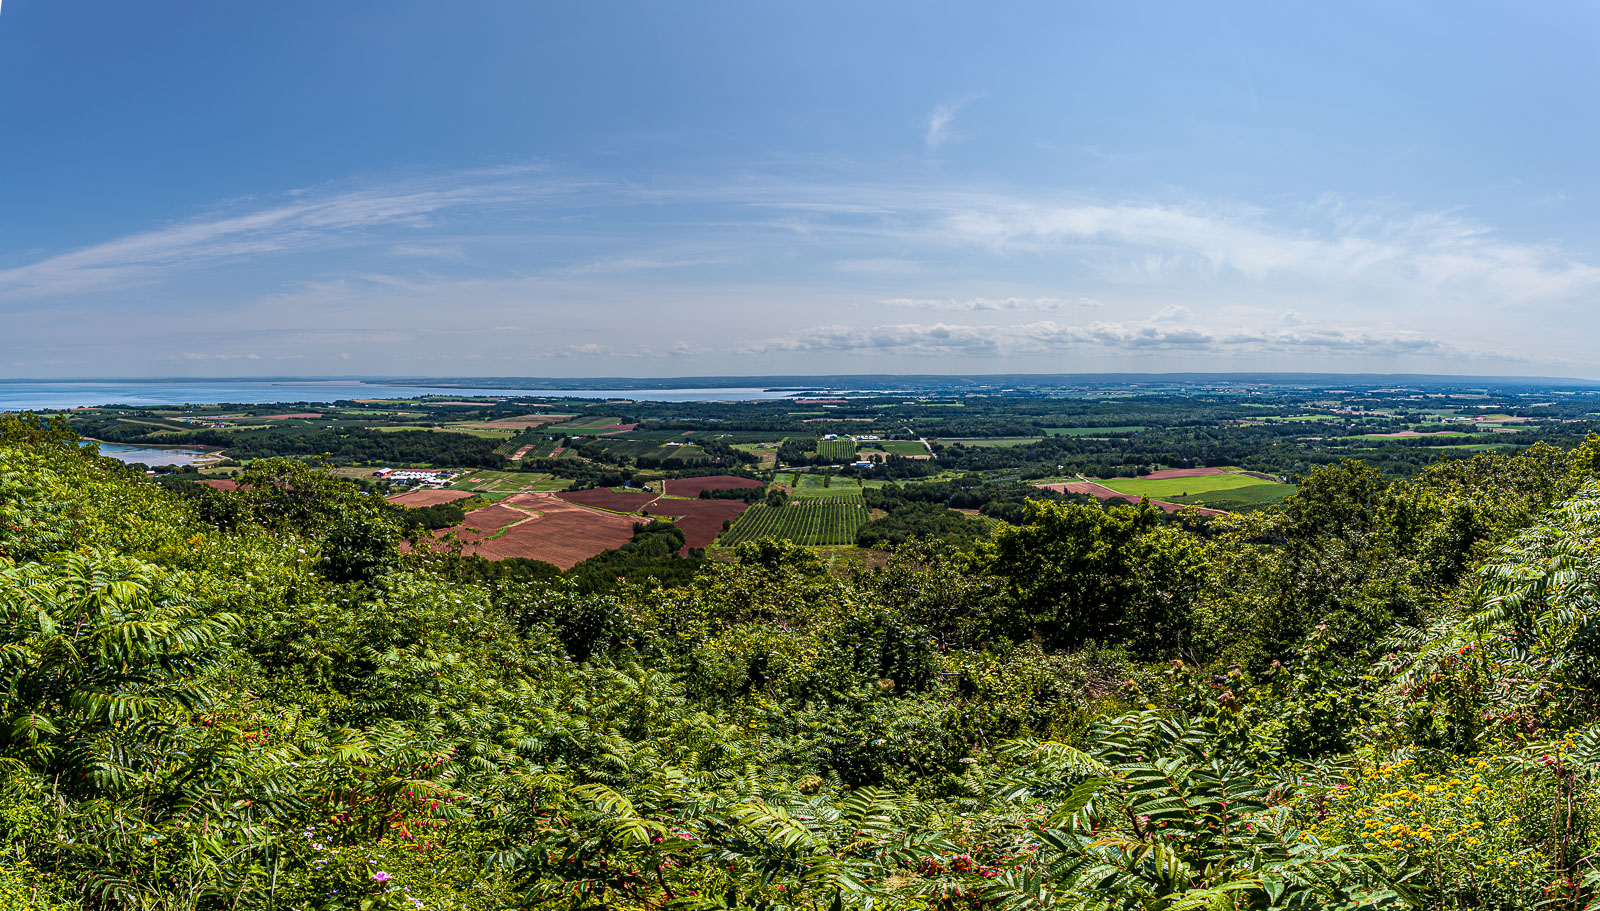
93,443,219,467
0,380,794,411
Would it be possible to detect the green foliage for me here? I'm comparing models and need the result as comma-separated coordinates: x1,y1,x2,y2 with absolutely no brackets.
565,518,702,593
855,500,988,549
4,415,1600,909
980,499,1209,657
981,711,1410,910
229,458,403,583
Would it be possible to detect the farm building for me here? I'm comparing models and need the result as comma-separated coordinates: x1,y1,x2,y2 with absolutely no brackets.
374,468,458,485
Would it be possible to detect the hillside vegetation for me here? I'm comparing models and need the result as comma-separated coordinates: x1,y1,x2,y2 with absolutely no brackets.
4,413,1600,908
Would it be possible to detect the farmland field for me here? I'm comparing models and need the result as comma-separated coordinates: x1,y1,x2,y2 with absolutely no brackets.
1044,426,1144,436
551,416,632,432
377,425,512,440
940,437,1041,447
385,489,475,508
508,437,563,459
1351,431,1473,440
584,438,714,463
423,492,639,569
662,475,764,497
718,495,868,546
449,469,570,494
1426,442,1521,452
1096,472,1281,499
646,498,749,550
866,440,930,456
554,487,751,549
452,413,574,430
786,473,882,498
731,443,779,466
816,439,856,461
1163,484,1297,510
557,488,656,513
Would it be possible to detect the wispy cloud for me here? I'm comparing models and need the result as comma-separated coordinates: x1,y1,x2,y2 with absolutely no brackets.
6,159,1600,375
924,95,978,151
0,165,566,300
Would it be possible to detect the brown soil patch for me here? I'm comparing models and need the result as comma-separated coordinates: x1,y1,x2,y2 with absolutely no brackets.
645,499,749,550
194,479,240,490
458,502,530,533
429,492,641,569
386,489,474,508
663,475,764,497
558,488,658,512
510,445,535,460
554,488,748,550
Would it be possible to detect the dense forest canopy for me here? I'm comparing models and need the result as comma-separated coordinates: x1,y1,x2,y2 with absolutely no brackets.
3,412,1600,908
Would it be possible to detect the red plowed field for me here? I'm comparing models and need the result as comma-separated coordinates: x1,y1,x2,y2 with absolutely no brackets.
557,488,657,512
430,492,641,569
458,502,530,533
386,489,474,507
663,475,764,497
194,479,240,490
645,498,749,550
555,488,749,550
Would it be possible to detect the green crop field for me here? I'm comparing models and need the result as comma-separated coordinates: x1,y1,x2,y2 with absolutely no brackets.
1097,473,1284,499
1044,426,1145,436
787,473,882,498
872,439,929,456
1349,431,1474,441
380,425,513,440
550,416,627,431
448,470,570,494
1426,442,1521,452
816,439,856,461
718,495,868,546
514,437,563,458
941,437,1041,447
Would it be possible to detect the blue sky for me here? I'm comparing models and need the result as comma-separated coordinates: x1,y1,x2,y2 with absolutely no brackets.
3,2,1599,378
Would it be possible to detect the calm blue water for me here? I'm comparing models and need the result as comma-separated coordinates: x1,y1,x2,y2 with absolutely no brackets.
94,443,216,466
0,380,793,411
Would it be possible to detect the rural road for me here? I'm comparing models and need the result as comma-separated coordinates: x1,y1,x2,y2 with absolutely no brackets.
904,426,935,458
